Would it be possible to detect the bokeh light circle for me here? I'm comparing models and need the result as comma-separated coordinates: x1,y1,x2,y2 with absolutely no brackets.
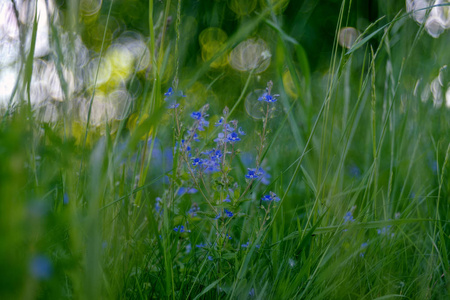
229,38,271,73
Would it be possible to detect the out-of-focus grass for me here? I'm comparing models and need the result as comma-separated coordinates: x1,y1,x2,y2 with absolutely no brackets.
0,0,449,299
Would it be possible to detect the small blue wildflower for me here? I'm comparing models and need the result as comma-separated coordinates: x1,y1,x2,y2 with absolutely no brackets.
343,211,354,223
226,234,232,240
261,194,272,201
215,117,224,126
214,132,227,144
186,244,192,254
258,92,279,103
192,133,199,142
163,87,186,109
198,117,209,131
188,203,200,217
167,102,179,109
214,213,221,220
196,243,207,248
202,157,220,173
180,139,192,152
164,87,174,96
63,193,69,205
178,187,198,195
30,255,52,280
249,288,255,297
241,241,250,248
224,123,235,132
258,167,271,185
207,256,213,261
223,195,231,202
377,225,393,237
238,127,246,135
261,191,280,202
227,132,241,142
187,130,200,142
224,208,233,217
174,225,185,233
245,168,260,179
192,157,203,166
191,111,202,120
211,149,222,160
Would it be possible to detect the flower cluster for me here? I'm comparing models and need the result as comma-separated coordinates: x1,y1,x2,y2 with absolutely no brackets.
154,82,281,277
191,149,222,173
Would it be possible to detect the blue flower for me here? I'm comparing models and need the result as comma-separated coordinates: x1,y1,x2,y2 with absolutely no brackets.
164,87,173,96
226,234,232,240
198,118,209,131
215,117,224,126
196,243,207,248
168,103,180,109
261,191,280,202
191,111,202,120
211,149,222,160
223,195,231,202
163,87,186,109
188,203,200,217
192,157,203,166
214,132,227,144
343,211,354,223
258,92,278,103
224,208,233,217
377,225,393,236
186,244,192,254
245,168,261,179
249,288,255,297
225,123,235,132
178,187,198,195
258,167,271,185
238,127,246,135
214,213,221,220
174,225,185,233
30,255,52,280
187,130,200,142
227,132,241,142
241,240,250,248
207,256,213,261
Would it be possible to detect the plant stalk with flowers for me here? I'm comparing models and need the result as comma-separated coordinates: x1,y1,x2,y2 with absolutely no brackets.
155,82,282,278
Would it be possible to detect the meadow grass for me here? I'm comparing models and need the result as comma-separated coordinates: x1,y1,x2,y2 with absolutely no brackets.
0,0,449,299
